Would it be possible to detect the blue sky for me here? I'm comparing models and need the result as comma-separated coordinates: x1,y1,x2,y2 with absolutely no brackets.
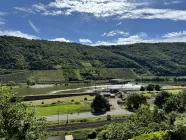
1,0,186,45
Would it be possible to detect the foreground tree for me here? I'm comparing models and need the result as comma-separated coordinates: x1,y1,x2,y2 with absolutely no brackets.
91,94,110,112
163,91,186,113
97,106,170,140
0,87,46,140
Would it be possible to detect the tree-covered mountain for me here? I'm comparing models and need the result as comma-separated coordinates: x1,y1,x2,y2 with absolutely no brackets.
0,36,139,70
1,36,186,76
99,43,186,76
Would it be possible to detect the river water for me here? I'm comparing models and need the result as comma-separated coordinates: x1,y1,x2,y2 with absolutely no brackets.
13,81,186,96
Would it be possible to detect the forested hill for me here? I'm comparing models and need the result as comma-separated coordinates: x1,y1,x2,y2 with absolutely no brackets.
0,36,139,70
1,36,186,76
99,43,186,76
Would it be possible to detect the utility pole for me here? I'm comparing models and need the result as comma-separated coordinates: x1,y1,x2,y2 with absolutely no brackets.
58,109,59,124
66,111,69,124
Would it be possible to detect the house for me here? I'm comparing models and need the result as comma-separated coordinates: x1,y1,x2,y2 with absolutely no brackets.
45,135,74,140
65,135,74,140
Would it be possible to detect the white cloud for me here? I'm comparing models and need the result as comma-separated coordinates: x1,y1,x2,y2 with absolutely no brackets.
120,8,186,21
0,12,7,25
0,12,7,16
115,22,122,26
79,39,92,44
49,38,70,42
164,0,182,5
102,30,129,37
15,0,186,20
0,18,5,25
163,31,186,38
14,7,35,14
94,31,186,46
0,30,38,39
14,0,186,21
29,20,40,33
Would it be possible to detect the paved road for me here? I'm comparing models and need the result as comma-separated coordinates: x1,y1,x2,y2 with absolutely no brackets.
46,98,132,121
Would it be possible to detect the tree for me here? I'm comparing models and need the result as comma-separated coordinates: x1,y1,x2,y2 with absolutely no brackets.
0,87,46,140
174,114,186,140
125,93,146,109
154,91,171,108
140,86,145,91
130,131,171,140
163,91,186,113
97,106,170,140
91,94,110,112
155,84,161,91
146,84,154,91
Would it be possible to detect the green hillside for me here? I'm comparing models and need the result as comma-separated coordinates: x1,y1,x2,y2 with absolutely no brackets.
1,36,186,83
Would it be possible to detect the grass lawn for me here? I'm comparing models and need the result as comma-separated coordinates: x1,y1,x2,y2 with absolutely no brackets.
162,85,186,90
32,103,92,116
165,89,182,95
26,95,94,105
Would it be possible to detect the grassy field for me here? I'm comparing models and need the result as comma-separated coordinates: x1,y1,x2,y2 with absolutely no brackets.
162,85,186,89
26,95,94,105
107,68,140,79
0,68,140,84
31,102,92,116
32,70,65,82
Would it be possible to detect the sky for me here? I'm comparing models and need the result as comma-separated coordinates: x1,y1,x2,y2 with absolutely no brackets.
0,0,186,45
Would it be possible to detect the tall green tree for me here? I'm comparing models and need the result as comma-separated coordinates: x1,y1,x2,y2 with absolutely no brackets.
0,87,46,140
125,93,146,109
91,94,110,112
154,91,171,108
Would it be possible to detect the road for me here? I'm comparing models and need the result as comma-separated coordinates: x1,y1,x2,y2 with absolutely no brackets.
46,98,132,121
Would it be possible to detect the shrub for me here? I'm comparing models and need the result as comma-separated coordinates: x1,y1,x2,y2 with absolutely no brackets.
51,102,56,105
84,97,88,100
140,86,145,91
87,130,97,139
75,102,80,104
80,119,88,122
7,81,16,86
41,101,44,104
71,99,74,102
146,84,154,91
155,84,161,91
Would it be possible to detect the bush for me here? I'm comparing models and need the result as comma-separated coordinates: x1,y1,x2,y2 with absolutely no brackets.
71,99,74,102
41,101,44,104
155,84,161,91
140,86,145,91
7,81,16,86
75,102,80,104
80,119,88,122
27,79,36,86
84,97,87,100
87,130,97,139
146,84,154,91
